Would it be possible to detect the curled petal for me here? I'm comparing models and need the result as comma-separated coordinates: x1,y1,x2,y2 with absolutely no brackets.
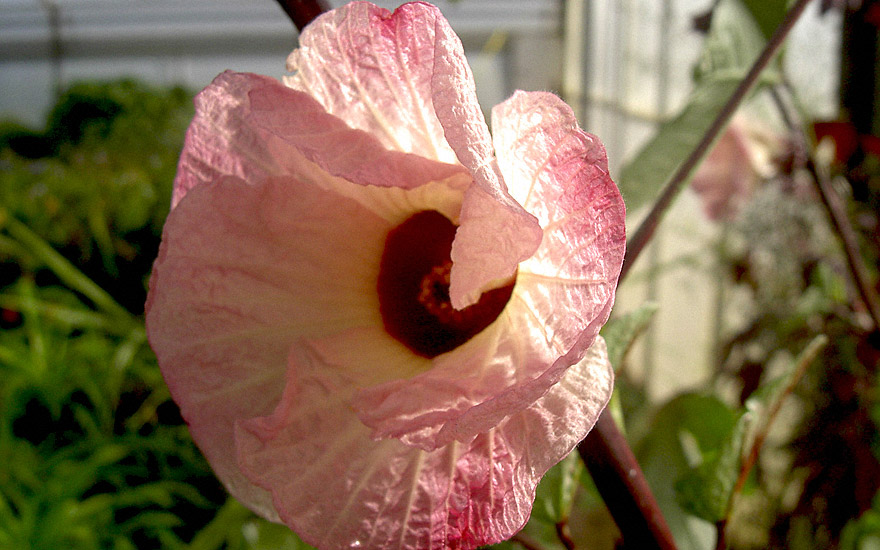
174,71,466,210
286,2,456,163
172,71,286,207
355,92,625,451
493,90,625,344
287,1,543,309
246,75,465,190
236,337,613,550
430,16,543,309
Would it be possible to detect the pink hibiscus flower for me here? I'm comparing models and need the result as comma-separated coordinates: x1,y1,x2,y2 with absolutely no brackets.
145,2,626,549
691,116,782,221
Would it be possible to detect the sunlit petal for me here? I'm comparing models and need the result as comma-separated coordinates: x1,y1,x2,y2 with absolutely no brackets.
285,2,456,163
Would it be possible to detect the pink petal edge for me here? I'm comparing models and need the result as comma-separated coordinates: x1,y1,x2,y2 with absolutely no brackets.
173,70,466,210
430,17,543,309
288,1,544,310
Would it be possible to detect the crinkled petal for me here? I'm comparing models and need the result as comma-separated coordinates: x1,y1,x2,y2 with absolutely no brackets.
430,19,543,309
246,74,466,190
493,91,625,352
145,174,396,517
286,2,456,163
172,71,286,207
235,336,613,550
173,70,466,209
355,91,625,451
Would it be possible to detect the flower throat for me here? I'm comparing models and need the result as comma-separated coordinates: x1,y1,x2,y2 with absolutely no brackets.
377,210,515,358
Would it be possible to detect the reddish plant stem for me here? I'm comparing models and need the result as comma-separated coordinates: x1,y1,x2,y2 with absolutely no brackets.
273,0,330,31
578,412,677,550
811,159,880,330
579,1,814,548
555,521,576,550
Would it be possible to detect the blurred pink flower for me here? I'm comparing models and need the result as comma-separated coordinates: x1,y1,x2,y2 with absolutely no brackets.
145,2,625,549
691,116,782,221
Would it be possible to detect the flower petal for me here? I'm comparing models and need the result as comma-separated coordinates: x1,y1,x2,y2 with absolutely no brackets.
246,73,466,190
146,174,393,516
235,336,613,550
354,91,625,451
285,2,456,163
172,71,285,207
430,20,543,309
286,1,543,309
173,70,466,209
493,91,625,352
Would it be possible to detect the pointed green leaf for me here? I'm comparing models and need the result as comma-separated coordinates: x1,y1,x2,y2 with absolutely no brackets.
636,393,740,549
531,450,584,525
739,0,790,40
675,412,750,523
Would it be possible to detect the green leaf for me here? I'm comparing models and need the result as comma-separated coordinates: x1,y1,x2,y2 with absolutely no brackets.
601,302,659,370
636,393,740,550
739,0,790,40
0,212,133,324
694,0,768,85
531,450,584,525
744,335,828,418
241,518,318,550
618,79,740,213
841,491,880,550
675,412,750,523
187,498,256,550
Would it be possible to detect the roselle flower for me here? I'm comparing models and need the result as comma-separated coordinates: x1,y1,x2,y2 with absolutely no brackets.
145,2,625,549
691,116,782,221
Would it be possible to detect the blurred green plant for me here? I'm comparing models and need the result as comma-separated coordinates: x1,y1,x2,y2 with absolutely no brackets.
0,80,193,312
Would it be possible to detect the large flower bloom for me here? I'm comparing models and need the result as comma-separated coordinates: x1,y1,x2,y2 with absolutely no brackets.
145,2,625,549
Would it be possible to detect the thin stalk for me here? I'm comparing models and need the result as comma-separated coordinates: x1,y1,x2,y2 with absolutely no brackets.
555,521,576,550
770,84,880,331
714,335,827,550
733,336,827,498
273,0,330,31
579,1,815,548
0,210,133,323
621,0,814,282
577,412,677,550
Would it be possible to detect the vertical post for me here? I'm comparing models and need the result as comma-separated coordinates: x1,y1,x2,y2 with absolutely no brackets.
273,0,330,32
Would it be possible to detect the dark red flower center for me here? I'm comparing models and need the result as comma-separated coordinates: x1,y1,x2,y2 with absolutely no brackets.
377,210,515,358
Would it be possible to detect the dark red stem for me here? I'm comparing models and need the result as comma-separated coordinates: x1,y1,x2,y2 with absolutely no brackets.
771,85,880,331
273,0,330,31
578,412,677,549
